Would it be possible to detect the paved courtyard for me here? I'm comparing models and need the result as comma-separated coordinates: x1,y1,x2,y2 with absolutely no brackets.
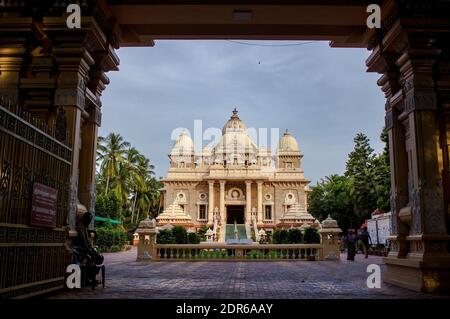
50,247,444,299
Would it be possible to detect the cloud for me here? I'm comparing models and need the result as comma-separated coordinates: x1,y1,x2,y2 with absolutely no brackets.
100,40,385,183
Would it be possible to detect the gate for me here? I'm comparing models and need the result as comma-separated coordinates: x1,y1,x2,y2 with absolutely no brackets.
0,102,72,298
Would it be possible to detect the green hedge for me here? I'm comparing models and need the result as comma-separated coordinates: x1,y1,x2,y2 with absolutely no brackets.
272,229,289,244
156,227,202,244
96,225,127,252
272,227,320,244
304,227,321,243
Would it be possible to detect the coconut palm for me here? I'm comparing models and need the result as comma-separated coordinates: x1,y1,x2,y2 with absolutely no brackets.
96,132,161,227
97,133,130,196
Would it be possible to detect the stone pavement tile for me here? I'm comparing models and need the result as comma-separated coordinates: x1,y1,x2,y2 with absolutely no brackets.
49,247,448,299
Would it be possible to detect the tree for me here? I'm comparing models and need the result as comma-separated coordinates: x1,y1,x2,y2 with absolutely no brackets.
96,132,161,235
97,133,130,196
95,192,120,219
308,174,355,233
373,127,391,212
345,133,377,225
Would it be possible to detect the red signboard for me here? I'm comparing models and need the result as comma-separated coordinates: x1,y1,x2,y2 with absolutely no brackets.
30,182,58,228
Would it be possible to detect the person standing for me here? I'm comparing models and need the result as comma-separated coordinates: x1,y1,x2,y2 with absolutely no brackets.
345,230,357,261
360,227,372,258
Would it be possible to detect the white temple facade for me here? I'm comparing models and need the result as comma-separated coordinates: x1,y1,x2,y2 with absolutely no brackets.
158,109,317,241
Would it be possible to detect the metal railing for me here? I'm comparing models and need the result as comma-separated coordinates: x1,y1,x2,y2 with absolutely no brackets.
0,101,72,299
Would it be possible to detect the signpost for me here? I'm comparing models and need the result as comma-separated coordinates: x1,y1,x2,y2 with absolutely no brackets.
30,182,58,228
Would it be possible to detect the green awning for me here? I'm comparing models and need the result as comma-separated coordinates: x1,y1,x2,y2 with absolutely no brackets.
94,216,121,224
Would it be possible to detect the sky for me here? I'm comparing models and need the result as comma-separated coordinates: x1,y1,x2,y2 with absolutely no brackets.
100,40,386,185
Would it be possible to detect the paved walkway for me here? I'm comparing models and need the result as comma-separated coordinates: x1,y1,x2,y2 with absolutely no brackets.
51,247,443,299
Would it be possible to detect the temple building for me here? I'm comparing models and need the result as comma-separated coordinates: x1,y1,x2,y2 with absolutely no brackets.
158,109,317,242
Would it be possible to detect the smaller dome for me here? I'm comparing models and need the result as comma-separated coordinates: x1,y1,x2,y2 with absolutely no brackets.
278,129,299,152
171,131,194,156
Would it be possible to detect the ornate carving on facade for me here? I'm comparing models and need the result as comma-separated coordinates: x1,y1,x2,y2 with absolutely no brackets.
404,92,437,114
389,192,398,234
423,186,445,234
411,183,422,235
160,110,312,237
55,106,67,143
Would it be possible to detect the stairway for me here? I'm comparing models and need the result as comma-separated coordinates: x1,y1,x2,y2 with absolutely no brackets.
225,224,247,241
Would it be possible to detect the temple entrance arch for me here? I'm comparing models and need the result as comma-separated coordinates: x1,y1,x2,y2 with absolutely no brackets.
1,0,450,297
226,205,245,224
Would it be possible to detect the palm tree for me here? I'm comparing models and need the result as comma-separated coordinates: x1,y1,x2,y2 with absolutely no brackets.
130,155,157,223
97,133,130,196
96,132,160,227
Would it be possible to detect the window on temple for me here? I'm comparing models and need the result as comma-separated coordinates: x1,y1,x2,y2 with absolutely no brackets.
199,204,207,220
265,205,272,220
285,162,293,169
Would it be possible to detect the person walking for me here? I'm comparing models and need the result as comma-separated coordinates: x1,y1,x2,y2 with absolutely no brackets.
360,227,372,258
345,230,357,261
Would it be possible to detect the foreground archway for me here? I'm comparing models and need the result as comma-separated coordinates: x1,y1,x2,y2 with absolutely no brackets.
0,0,449,297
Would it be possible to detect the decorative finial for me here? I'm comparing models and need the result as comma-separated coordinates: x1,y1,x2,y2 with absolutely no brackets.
233,107,238,115
285,129,290,135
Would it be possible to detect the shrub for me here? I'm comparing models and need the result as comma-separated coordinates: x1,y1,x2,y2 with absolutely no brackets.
287,228,303,243
187,232,201,244
172,226,188,244
96,226,127,252
304,227,321,243
156,229,176,244
272,229,289,244
197,226,209,241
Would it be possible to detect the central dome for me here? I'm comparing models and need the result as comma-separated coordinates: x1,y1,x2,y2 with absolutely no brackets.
222,108,247,134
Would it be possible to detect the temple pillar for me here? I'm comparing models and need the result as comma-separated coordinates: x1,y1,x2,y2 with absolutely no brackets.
257,181,263,224
219,180,226,224
208,181,215,225
78,106,101,218
368,47,410,259
245,181,252,223
367,1,450,292
46,16,112,236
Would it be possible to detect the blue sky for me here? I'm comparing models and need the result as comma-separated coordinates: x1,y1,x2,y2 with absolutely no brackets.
100,40,385,185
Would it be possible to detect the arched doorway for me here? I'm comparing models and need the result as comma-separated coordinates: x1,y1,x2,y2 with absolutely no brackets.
227,205,245,224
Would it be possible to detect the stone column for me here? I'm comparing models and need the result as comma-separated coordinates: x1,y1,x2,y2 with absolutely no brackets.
257,181,263,224
78,106,101,218
45,17,118,237
367,48,410,259
245,181,252,223
367,3,450,292
208,181,214,225
136,218,158,261
53,47,93,236
220,180,226,224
